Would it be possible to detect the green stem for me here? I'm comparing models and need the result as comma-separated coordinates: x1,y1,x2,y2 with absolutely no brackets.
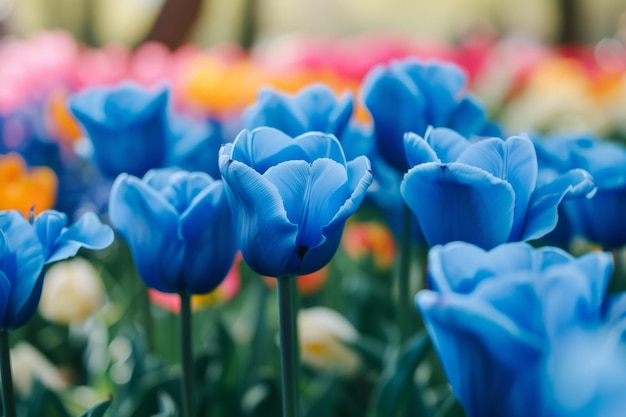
0,329,16,417
179,293,194,417
277,275,300,417
397,204,413,344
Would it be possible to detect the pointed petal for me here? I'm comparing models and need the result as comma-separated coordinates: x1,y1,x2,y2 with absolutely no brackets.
426,127,471,163
327,91,354,138
33,210,68,261
108,175,184,292
46,212,114,264
522,169,596,241
401,162,515,249
219,156,298,277
458,136,538,240
294,133,347,166
403,132,440,167
573,251,613,308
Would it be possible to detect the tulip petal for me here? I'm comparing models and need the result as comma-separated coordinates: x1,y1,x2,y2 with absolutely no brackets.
362,66,426,171
180,180,237,293
33,210,68,261
522,169,595,242
401,162,515,249
264,159,349,253
109,175,184,292
0,212,45,327
425,127,471,163
243,89,308,136
417,290,543,416
573,251,613,308
219,156,298,277
403,61,466,126
45,212,114,264
447,95,489,137
404,132,440,167
457,136,537,240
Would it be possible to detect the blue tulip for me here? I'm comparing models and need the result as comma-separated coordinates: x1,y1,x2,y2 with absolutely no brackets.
361,58,499,171
0,210,113,330
109,168,237,294
417,241,613,417
243,83,353,139
534,133,626,248
401,128,596,249
69,82,169,178
219,127,372,277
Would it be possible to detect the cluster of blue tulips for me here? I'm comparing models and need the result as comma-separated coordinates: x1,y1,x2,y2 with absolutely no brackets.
2,53,626,417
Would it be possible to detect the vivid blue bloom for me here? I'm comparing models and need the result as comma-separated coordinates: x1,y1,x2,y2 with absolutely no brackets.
417,241,614,417
242,83,353,139
69,82,170,178
361,58,500,171
400,128,595,249
33,210,114,264
533,133,626,248
109,168,237,294
219,127,372,277
0,210,113,330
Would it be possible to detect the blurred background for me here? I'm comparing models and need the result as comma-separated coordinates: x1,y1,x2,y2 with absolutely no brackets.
4,0,626,49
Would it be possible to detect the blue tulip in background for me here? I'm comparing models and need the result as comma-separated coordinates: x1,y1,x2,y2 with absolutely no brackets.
400,128,596,249
243,83,353,139
417,241,615,417
109,168,238,294
534,133,626,249
219,127,372,277
361,58,500,171
69,82,170,178
0,210,113,330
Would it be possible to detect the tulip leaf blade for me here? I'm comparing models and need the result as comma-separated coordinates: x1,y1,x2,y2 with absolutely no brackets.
78,397,113,417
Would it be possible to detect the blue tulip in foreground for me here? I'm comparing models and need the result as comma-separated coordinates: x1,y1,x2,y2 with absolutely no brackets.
0,209,113,417
219,127,373,278
109,168,238,417
108,168,238,295
401,128,596,249
417,241,621,417
219,127,372,417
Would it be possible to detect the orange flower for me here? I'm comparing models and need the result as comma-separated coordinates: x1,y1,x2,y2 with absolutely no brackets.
0,153,57,217
45,89,83,146
341,222,396,270
263,265,329,296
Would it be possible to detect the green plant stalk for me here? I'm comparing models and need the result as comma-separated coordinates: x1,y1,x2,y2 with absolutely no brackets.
179,293,194,417
0,328,16,417
277,274,300,417
397,204,413,344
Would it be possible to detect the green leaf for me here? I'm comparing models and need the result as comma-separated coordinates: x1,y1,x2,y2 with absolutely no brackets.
367,332,431,417
78,397,113,417
22,380,71,417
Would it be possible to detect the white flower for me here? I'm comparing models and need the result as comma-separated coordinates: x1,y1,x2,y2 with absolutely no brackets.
297,307,361,376
39,257,105,325
11,342,68,394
